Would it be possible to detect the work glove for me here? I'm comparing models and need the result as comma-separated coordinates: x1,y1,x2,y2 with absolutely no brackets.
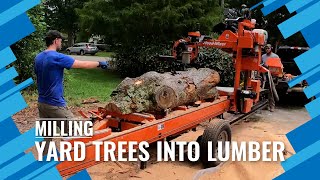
98,61,109,69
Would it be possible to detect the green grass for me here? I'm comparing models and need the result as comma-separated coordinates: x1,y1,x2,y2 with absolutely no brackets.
64,69,122,106
95,51,115,57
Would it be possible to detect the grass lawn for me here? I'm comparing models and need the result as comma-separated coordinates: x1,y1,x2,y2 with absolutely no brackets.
64,69,122,106
95,51,115,57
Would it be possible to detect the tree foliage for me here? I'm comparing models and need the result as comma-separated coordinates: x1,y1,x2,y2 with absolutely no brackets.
44,0,89,46
79,0,224,77
11,5,47,86
196,48,234,86
80,0,222,44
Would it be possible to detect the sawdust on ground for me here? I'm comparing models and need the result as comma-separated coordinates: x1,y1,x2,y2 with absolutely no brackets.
86,106,309,180
13,100,310,180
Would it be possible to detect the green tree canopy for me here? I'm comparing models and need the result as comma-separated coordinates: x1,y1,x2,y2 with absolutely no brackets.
78,0,224,77
44,0,89,46
79,0,223,44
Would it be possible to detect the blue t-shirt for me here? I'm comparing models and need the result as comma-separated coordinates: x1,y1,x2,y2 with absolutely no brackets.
34,51,75,107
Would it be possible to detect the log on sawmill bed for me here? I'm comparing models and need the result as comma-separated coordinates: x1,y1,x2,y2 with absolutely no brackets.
106,68,220,114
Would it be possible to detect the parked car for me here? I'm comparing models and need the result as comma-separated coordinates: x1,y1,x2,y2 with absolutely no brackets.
95,44,111,51
66,43,99,55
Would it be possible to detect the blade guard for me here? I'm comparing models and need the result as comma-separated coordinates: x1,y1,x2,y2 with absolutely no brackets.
265,57,284,77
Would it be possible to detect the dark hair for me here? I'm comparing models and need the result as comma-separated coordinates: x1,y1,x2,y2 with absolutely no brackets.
45,30,64,47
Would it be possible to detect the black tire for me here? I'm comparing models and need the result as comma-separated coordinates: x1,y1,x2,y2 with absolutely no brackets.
67,50,71,55
91,53,96,56
196,135,202,144
199,120,231,168
80,50,85,56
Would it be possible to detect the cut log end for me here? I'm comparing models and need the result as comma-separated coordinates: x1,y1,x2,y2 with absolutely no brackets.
155,86,177,109
105,103,122,114
105,68,220,114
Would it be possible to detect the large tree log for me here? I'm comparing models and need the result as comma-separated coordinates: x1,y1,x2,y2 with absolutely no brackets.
106,68,220,114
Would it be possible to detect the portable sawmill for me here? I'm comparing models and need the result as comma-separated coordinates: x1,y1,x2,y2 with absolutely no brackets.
56,17,284,176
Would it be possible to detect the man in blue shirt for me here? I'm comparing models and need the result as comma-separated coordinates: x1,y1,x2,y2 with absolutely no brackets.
35,30,108,153
35,30,108,117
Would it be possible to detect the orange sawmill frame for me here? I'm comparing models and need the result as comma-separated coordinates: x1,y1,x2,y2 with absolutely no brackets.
56,19,278,176
57,97,231,176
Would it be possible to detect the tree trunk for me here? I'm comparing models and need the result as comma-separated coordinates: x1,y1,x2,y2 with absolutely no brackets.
105,68,220,114
67,31,74,47
221,0,224,9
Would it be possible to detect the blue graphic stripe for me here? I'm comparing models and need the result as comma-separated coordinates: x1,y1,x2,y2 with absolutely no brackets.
287,115,320,152
304,79,320,98
296,0,320,13
0,0,22,14
0,13,35,51
32,168,63,180
0,128,43,165
261,0,292,16
294,43,320,73
286,0,316,13
252,0,320,179
68,170,92,180
0,92,27,123
0,118,24,170
0,0,73,179
263,0,278,6
0,153,35,179
275,153,320,180
282,140,320,171
0,80,15,96
0,47,16,69
300,20,320,48
278,1,320,38
288,65,320,87
0,0,40,27
0,118,21,145
0,67,18,87
0,78,33,101
250,0,267,10
305,98,320,118
11,157,59,180
305,71,320,89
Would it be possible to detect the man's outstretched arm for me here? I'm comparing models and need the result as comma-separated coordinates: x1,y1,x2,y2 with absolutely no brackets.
72,60,108,69
58,53,108,70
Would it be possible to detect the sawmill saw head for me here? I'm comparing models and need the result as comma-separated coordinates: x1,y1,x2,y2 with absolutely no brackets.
158,16,268,69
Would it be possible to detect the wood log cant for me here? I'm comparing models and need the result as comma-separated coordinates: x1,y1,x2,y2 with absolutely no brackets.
105,68,220,114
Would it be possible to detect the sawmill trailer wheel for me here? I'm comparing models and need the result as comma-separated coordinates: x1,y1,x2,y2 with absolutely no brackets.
199,120,232,167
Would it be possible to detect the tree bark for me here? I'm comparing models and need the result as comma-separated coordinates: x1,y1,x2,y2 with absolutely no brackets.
67,31,74,47
105,68,220,114
221,0,224,9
